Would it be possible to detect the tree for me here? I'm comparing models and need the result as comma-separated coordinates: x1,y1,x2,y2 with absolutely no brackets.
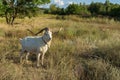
66,3,80,15
65,3,90,16
109,5,120,18
78,3,91,16
88,2,101,15
0,0,50,25
49,4,57,14
105,0,110,14
48,4,66,15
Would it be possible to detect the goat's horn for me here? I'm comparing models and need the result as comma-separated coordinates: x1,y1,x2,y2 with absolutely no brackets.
35,27,49,35
53,27,63,34
27,29,36,35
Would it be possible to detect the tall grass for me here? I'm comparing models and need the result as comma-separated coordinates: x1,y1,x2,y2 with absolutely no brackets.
0,15,120,80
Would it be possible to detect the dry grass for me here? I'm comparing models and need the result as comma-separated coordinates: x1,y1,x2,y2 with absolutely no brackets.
0,15,120,80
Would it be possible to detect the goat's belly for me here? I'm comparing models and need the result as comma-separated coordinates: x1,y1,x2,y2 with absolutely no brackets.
26,47,37,52
23,45,48,53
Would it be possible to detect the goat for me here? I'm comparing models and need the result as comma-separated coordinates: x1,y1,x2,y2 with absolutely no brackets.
20,27,52,67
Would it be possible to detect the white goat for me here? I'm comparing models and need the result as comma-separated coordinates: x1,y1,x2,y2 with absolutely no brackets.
20,27,52,67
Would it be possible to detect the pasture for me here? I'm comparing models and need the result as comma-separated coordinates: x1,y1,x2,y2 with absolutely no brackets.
0,15,120,80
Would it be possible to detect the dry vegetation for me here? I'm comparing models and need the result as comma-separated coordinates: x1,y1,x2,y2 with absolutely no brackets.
0,15,120,80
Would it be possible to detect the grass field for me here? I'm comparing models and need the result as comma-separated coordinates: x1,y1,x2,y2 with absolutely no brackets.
0,15,120,80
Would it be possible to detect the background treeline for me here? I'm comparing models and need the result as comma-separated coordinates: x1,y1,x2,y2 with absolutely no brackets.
45,0,120,20
0,0,120,24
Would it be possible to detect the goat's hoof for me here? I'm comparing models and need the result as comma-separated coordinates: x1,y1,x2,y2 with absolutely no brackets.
41,65,46,68
36,65,40,68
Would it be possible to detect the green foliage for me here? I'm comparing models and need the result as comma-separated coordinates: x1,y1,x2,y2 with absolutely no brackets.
88,2,104,15
110,6,120,17
0,0,50,24
45,0,120,20
88,0,120,18
48,3,91,16
49,4,58,14
66,3,80,15
65,3,90,16
48,4,66,15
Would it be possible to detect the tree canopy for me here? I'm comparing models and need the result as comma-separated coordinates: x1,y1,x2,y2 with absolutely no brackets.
1,0,120,24
0,0,50,24
46,0,120,20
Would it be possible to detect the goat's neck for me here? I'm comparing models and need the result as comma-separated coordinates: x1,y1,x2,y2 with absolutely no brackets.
42,36,47,44
42,35,52,48
42,35,50,43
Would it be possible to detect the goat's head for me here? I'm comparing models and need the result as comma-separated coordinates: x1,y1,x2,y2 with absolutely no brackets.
43,27,52,41
34,27,52,41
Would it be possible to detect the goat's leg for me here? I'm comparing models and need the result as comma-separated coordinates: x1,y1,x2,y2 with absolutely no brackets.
36,53,41,67
26,52,30,63
41,53,45,66
20,52,23,63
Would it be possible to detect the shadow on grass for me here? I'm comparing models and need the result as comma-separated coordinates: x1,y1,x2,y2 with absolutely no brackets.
79,45,120,68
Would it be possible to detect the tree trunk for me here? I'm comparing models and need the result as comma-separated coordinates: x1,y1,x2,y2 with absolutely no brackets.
5,8,17,25
5,11,9,24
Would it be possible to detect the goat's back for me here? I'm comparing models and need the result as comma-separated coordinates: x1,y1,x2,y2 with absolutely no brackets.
20,36,47,53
